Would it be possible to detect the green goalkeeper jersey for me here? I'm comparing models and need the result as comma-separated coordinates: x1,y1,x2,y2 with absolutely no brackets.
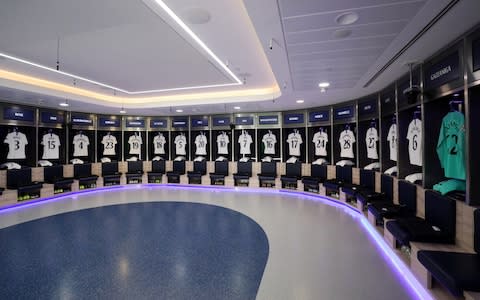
436,111,466,180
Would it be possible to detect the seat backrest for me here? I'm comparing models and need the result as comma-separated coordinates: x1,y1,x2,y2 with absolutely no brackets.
215,161,229,176
74,164,92,178
474,209,479,253
425,190,456,239
193,160,207,175
173,160,186,175
7,168,32,188
359,169,375,190
261,162,276,176
286,162,301,178
237,161,252,176
380,174,394,200
151,160,165,173
44,165,63,182
102,162,118,176
311,164,327,179
128,161,143,173
340,166,352,183
398,180,417,213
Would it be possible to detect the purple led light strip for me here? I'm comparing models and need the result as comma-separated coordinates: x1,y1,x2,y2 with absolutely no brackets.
0,184,432,299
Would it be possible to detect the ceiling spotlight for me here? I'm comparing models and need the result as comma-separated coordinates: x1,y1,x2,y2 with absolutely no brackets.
119,108,127,114
318,82,330,88
233,106,241,110
296,99,304,104
335,12,359,25
176,109,183,113
59,100,69,107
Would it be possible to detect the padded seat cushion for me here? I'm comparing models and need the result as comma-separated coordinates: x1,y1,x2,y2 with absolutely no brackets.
368,202,414,220
210,173,226,179
258,174,275,181
280,176,299,183
53,178,74,185
147,172,164,176
233,174,250,180
417,251,480,296
78,175,98,181
386,217,454,245
17,182,43,193
323,179,342,190
103,174,121,179
356,190,386,205
301,176,323,185
341,183,362,196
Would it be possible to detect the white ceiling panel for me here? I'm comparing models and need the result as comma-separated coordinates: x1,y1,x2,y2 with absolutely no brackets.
279,0,425,18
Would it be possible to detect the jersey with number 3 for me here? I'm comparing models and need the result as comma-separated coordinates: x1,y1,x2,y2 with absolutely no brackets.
41,133,61,159
365,127,379,159
436,111,465,180
102,135,117,156
4,131,28,159
407,119,422,166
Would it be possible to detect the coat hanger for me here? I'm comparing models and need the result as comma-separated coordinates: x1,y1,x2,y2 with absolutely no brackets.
319,127,324,133
345,124,350,131
370,119,376,128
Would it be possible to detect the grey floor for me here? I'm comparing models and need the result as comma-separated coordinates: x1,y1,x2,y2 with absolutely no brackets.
0,185,426,300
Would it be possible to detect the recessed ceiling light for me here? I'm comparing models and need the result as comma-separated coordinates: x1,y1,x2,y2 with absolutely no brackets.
59,101,69,107
333,29,352,39
119,109,127,114
176,109,183,113
335,12,359,25
318,82,330,88
453,93,460,97
296,99,304,104
233,106,241,110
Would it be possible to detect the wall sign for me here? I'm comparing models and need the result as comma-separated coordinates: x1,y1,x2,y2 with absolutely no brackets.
99,117,120,127
425,52,460,89
381,92,395,114
71,113,93,125
126,119,145,128
150,119,167,128
172,118,188,128
3,107,35,122
283,113,304,124
334,106,354,120
212,116,230,126
191,117,208,127
258,115,279,125
473,38,480,72
358,100,377,116
308,110,329,123
40,111,64,124
235,116,254,126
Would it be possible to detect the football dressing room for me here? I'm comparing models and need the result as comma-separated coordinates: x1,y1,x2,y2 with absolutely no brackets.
1,0,480,299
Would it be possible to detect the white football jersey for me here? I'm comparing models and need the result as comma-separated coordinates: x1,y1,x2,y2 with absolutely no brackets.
73,134,89,157
195,134,208,155
153,134,166,155
407,119,422,166
41,133,61,159
128,134,143,155
262,133,277,155
287,132,303,156
365,127,379,159
339,129,356,159
101,134,117,156
4,131,28,159
312,131,328,157
238,132,253,155
174,134,187,155
387,124,397,161
216,133,229,155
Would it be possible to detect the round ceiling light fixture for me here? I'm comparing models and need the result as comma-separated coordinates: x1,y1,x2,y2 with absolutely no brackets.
183,8,211,25
233,106,241,110
296,99,304,104
333,29,352,39
176,109,183,113
335,11,359,25
318,82,330,88
59,100,69,107
119,108,127,114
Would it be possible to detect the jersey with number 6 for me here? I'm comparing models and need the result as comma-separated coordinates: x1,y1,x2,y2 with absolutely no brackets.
73,134,89,157
436,111,465,180
365,127,379,159
312,131,328,157
41,133,61,159
407,119,422,166
4,131,28,159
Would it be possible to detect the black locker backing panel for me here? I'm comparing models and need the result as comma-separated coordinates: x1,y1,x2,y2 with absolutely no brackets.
467,87,480,205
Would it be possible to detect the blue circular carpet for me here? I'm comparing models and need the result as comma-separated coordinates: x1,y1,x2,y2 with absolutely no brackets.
0,202,269,299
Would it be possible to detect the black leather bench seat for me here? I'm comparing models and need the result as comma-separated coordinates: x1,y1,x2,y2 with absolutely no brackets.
368,180,417,223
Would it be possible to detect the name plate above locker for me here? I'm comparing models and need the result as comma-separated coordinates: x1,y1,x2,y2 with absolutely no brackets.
150,119,167,128
308,110,329,123
334,106,354,120
3,107,35,122
358,100,377,116
99,117,120,127
191,117,208,127
425,52,460,90
258,115,279,125
235,116,254,125
473,38,480,72
126,119,145,128
71,113,93,125
40,111,64,124
212,116,230,126
172,117,188,128
283,113,304,124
